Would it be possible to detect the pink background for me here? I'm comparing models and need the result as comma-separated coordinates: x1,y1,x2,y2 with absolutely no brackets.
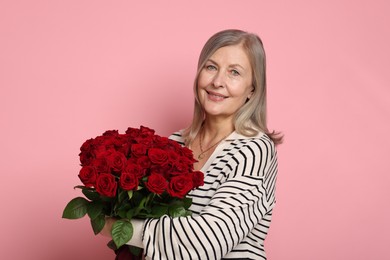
1,1,389,259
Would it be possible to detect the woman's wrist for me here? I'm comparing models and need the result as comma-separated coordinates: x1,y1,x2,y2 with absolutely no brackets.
100,217,116,238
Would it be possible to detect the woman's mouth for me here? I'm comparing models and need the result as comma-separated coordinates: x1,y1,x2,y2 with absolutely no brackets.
206,91,228,102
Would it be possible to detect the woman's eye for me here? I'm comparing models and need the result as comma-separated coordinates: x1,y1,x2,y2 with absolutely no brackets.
231,69,240,76
206,65,217,70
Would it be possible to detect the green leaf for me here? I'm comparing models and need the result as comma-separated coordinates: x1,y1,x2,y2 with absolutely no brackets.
126,208,136,219
111,219,133,248
117,211,125,219
183,209,192,217
91,214,105,235
82,189,100,201
117,205,131,219
107,239,117,251
182,197,193,209
133,196,147,216
150,205,168,217
127,190,133,199
73,185,87,190
118,190,128,203
62,197,89,219
168,205,187,218
87,201,104,220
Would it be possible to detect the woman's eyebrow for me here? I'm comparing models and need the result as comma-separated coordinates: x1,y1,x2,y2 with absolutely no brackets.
206,58,218,65
207,58,245,70
229,63,245,70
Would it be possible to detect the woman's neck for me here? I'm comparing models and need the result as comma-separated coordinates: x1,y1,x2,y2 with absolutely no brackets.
201,117,234,143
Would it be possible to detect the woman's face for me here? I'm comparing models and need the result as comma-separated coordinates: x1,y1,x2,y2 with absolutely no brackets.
197,44,253,121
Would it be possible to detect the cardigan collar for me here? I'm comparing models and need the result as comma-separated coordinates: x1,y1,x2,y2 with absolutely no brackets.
225,130,265,141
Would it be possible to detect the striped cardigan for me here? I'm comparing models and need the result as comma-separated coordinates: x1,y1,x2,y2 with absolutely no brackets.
142,131,278,259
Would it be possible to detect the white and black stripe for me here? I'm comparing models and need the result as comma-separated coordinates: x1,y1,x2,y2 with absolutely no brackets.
142,131,278,260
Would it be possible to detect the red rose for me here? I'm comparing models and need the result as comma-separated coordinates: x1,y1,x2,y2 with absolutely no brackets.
101,136,116,152
102,130,119,136
110,135,124,148
92,141,111,158
173,156,193,172
93,135,107,147
167,139,182,151
139,125,155,136
151,165,172,180
117,143,130,158
79,139,95,165
125,127,141,139
79,151,93,166
107,151,127,173
167,175,193,198
167,151,180,164
153,136,169,148
95,173,117,197
116,135,131,156
78,166,97,187
80,138,94,153
120,172,139,191
91,157,110,173
125,162,145,178
172,160,187,172
145,173,168,194
131,143,148,157
148,148,168,165
136,135,154,146
168,171,183,177
181,147,197,163
149,166,165,176
192,171,204,188
137,156,151,170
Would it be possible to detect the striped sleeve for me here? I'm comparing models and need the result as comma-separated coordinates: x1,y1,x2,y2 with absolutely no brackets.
142,135,277,260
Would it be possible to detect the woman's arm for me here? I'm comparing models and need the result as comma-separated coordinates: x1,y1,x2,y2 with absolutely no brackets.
142,137,278,259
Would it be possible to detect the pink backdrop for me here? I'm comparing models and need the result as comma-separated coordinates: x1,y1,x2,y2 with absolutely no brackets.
1,1,389,259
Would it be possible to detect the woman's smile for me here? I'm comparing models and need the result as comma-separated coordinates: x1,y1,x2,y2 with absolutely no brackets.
206,90,228,102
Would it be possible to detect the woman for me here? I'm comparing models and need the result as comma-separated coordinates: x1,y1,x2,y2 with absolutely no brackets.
102,29,282,259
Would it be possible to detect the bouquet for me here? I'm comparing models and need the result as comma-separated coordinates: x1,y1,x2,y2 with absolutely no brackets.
62,126,204,255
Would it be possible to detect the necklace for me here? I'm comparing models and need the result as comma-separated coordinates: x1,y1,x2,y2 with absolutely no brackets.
198,130,230,160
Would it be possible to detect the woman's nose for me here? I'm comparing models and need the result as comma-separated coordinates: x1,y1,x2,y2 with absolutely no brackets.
211,70,226,88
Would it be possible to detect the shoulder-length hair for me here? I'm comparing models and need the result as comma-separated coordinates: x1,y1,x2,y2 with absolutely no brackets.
183,29,283,146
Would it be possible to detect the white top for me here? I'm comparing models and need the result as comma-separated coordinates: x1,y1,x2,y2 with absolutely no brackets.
140,130,278,259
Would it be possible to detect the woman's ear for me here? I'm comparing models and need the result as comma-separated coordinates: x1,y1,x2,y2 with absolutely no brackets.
245,88,254,103
247,87,254,100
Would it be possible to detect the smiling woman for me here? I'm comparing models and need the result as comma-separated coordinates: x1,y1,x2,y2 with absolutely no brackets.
101,29,282,260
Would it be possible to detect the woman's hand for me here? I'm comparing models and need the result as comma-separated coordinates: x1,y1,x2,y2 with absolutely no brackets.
100,217,116,238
